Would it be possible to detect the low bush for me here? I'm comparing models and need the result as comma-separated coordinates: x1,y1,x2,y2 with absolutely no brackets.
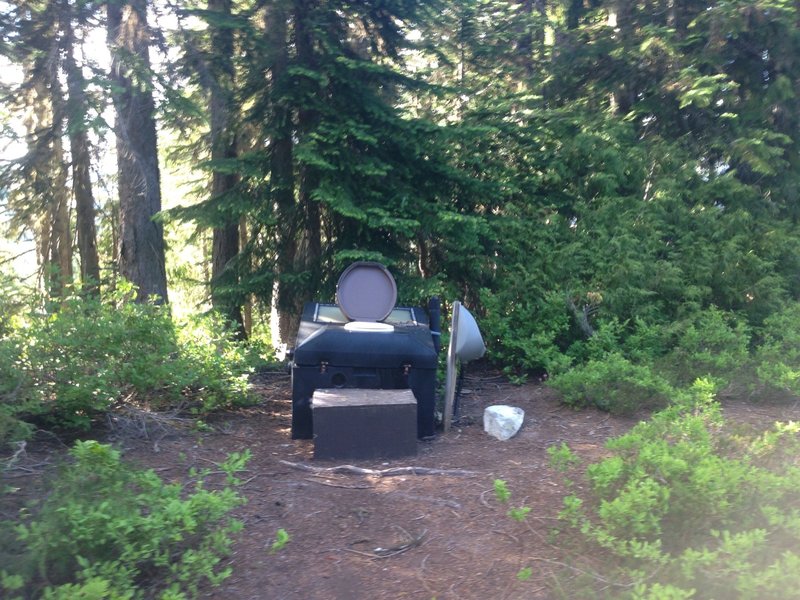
1,440,248,599
172,312,253,412
0,283,254,447
553,380,800,598
659,307,751,386
550,307,752,414
480,287,573,378
548,352,673,415
755,303,800,396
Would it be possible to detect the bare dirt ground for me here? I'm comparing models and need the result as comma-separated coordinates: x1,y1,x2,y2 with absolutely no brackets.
5,371,795,600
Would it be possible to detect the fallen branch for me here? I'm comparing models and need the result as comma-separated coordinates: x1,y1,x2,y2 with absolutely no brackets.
106,403,193,449
305,477,373,490
2,440,27,471
278,460,476,478
342,528,427,559
566,294,599,339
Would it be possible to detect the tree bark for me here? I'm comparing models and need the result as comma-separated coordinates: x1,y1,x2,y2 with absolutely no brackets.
515,0,542,80
21,7,72,301
239,216,252,336
48,128,72,300
208,0,244,335
107,0,168,303
294,0,322,309
266,0,299,349
63,0,100,296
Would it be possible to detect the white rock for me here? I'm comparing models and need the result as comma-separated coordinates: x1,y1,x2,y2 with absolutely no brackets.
483,405,525,441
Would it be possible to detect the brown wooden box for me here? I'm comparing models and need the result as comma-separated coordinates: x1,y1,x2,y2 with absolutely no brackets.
312,389,418,460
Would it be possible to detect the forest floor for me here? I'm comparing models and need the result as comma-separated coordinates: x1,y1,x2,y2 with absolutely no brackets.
5,370,795,600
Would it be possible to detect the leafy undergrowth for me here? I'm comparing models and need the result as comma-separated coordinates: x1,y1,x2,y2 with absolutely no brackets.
0,282,260,448
548,304,800,417
1,441,249,599
0,281,276,599
546,380,800,599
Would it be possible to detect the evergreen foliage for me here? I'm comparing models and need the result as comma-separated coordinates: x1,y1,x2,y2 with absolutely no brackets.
2,0,799,375
0,0,799,391
2,2,800,595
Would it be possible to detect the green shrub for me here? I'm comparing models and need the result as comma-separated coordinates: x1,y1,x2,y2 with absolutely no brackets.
551,307,752,414
660,307,751,386
621,318,672,365
0,337,34,447
549,352,674,415
0,283,254,445
2,440,248,599
173,312,253,412
755,303,800,396
555,381,800,598
480,288,573,376
0,275,35,447
0,271,28,339
567,318,628,364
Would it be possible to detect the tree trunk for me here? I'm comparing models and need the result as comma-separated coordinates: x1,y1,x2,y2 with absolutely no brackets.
211,223,243,330
208,0,244,335
46,71,73,299
266,0,299,349
48,131,72,299
22,14,73,301
610,0,637,115
567,0,583,29
295,0,322,306
63,0,100,296
239,216,252,336
107,0,168,303
515,0,535,80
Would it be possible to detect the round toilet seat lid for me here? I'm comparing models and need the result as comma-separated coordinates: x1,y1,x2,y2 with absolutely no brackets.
336,262,397,322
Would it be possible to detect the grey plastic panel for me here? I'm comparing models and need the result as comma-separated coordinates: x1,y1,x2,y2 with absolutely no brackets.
336,262,398,322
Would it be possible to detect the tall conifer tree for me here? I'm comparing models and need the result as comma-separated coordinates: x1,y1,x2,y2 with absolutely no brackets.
207,0,244,333
61,0,100,296
107,0,168,303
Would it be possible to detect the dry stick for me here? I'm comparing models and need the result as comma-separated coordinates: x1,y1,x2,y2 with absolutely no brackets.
3,440,27,469
278,459,476,478
479,488,494,509
1,459,53,478
304,477,373,490
0,248,36,266
342,529,428,559
491,529,520,544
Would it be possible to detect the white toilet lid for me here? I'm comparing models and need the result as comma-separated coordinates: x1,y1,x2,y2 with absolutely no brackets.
336,262,397,322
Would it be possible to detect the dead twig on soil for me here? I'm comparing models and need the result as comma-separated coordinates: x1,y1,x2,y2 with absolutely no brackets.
33,428,69,448
304,477,373,489
2,441,27,471
106,403,193,450
492,529,520,544
342,528,428,559
278,460,476,478
2,463,53,477
2,441,51,477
